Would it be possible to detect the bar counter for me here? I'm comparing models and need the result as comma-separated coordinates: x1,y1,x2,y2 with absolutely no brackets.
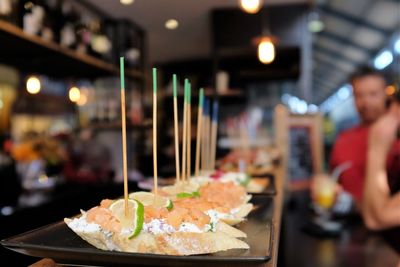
8,162,400,267
21,164,286,267
280,191,399,267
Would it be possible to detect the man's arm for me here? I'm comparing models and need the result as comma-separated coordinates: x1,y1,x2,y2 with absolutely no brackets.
362,105,400,230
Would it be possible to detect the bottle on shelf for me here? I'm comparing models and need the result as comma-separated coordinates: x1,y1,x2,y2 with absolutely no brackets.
19,0,45,36
59,1,78,49
42,0,63,42
88,19,113,60
128,89,142,125
107,98,118,122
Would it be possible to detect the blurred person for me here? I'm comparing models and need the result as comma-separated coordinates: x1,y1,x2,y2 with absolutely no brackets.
312,66,388,212
0,132,21,206
362,99,400,253
63,128,113,184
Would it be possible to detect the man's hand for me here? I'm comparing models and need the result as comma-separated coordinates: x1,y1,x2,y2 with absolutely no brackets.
369,103,400,159
362,102,400,230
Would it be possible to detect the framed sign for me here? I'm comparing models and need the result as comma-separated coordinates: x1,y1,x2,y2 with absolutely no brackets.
274,105,323,190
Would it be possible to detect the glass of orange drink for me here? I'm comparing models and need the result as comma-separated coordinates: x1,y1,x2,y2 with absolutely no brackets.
315,176,336,211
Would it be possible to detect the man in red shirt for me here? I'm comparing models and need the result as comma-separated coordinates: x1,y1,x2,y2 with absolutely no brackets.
328,67,388,209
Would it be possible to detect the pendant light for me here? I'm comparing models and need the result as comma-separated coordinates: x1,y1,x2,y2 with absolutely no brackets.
255,36,276,64
239,0,263,14
26,76,41,94
252,8,277,64
69,86,81,103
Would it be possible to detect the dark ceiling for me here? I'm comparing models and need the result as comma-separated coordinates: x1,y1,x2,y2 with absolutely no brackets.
312,0,400,104
86,0,400,105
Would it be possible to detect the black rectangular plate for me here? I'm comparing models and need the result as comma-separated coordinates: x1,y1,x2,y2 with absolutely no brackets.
1,195,273,267
250,174,276,196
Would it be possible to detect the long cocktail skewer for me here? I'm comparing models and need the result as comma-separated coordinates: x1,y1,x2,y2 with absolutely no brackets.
181,80,188,182
152,68,158,196
187,83,191,181
120,57,129,216
173,74,180,183
195,89,204,177
210,101,219,170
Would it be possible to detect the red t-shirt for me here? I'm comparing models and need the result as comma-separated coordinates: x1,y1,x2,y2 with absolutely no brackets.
330,125,400,202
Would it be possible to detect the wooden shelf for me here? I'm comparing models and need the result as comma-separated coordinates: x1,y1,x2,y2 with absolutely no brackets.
0,20,144,79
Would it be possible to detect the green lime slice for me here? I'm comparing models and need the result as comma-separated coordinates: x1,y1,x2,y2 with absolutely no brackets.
176,191,201,199
109,199,144,238
129,191,173,210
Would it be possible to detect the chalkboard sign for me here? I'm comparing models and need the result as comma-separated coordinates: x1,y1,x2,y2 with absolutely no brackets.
288,126,313,181
287,114,323,187
274,105,323,190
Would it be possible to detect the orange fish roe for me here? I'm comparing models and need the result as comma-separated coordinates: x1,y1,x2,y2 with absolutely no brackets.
100,199,114,209
174,197,213,212
199,181,247,210
173,196,230,213
144,204,211,230
189,208,211,228
144,206,169,223
86,206,121,233
165,206,189,228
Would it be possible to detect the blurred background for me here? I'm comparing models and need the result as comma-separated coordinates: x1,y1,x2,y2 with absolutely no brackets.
0,0,399,266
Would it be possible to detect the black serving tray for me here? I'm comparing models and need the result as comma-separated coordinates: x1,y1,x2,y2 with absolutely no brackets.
249,174,276,196
1,195,273,267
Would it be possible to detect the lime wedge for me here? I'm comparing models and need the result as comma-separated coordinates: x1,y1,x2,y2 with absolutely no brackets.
109,199,144,238
176,191,201,199
239,174,251,186
129,191,173,211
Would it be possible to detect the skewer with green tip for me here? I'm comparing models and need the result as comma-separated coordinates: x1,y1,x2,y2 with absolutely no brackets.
152,68,158,196
195,88,204,177
181,79,188,182
120,57,129,217
187,82,191,181
173,74,180,183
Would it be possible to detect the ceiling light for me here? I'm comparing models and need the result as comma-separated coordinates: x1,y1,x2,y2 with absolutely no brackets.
308,104,319,113
288,96,299,110
281,93,291,104
26,76,41,94
308,20,324,33
395,38,400,54
120,0,134,5
165,19,179,30
308,12,324,33
296,100,308,114
256,37,276,64
337,85,351,100
374,50,393,70
239,0,263,14
69,87,81,103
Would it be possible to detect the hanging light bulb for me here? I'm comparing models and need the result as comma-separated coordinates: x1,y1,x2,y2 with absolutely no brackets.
257,37,275,64
69,86,81,102
308,11,325,33
239,0,263,14
165,19,179,30
120,0,134,5
26,76,41,94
